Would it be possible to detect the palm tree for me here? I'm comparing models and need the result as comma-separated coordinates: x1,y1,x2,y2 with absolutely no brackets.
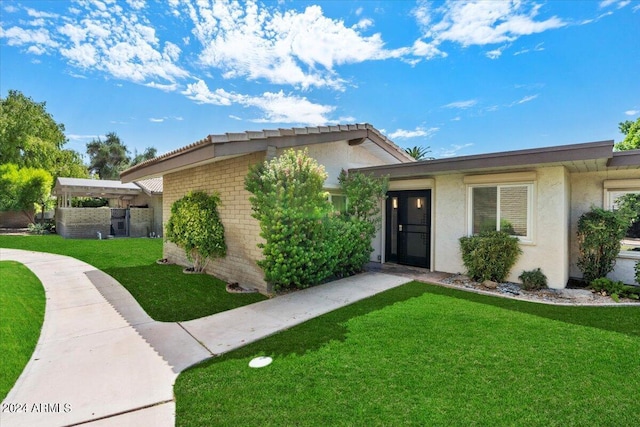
405,145,434,160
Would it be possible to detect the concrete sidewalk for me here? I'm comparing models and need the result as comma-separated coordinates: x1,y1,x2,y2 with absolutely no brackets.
0,248,411,427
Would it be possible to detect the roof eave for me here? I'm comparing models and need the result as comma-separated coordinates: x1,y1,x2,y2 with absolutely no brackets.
352,140,615,177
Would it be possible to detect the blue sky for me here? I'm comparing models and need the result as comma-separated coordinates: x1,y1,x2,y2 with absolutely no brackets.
1,0,639,161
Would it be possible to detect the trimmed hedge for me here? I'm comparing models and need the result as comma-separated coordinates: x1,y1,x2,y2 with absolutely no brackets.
459,231,522,282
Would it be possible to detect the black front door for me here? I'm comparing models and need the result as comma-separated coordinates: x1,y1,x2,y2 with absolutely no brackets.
385,190,431,268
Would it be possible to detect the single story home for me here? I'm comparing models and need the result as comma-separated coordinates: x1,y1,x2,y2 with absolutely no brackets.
53,177,163,238
120,123,640,293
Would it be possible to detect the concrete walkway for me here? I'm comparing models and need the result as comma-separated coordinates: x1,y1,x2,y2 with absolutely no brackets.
0,248,411,427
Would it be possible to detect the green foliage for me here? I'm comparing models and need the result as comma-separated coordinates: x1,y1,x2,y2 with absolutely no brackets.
518,268,548,291
246,149,334,289
577,208,628,283
0,90,87,180
459,231,522,282
245,151,388,290
0,163,53,223
636,261,640,285
615,193,640,239
615,118,640,151
86,132,131,179
590,277,640,301
404,145,434,160
27,222,50,235
338,169,388,222
165,191,226,272
131,147,158,166
72,197,109,207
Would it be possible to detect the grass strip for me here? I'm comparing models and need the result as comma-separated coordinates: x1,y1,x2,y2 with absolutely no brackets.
175,281,640,427
0,261,45,401
0,235,265,321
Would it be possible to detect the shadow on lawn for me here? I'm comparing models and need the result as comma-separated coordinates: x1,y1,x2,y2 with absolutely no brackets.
191,280,640,371
192,282,434,368
421,283,640,338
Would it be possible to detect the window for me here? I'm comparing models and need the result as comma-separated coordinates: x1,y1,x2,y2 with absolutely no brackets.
606,186,640,256
328,193,347,213
468,183,533,241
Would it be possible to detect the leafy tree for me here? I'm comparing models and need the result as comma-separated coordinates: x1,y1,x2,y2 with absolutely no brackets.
0,164,53,223
131,147,158,166
86,132,131,179
165,191,226,272
0,90,87,180
404,145,434,160
615,118,640,151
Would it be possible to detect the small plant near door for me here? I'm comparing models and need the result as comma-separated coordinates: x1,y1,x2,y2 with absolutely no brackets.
459,231,522,282
165,191,226,273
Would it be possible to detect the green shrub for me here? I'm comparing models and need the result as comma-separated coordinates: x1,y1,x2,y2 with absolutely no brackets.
245,151,388,290
577,208,628,283
245,149,334,290
72,197,109,207
635,261,640,285
27,222,48,235
590,277,640,301
518,268,548,291
459,231,522,282
165,191,226,272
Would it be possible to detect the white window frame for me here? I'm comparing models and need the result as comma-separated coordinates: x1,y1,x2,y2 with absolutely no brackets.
604,179,640,260
467,182,535,243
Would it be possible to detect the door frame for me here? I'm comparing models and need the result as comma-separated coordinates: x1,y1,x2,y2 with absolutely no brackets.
385,190,432,269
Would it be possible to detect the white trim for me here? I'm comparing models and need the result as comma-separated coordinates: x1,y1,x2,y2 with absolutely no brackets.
463,171,536,185
389,178,434,191
603,179,640,190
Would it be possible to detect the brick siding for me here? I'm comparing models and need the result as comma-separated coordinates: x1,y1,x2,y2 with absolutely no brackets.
163,152,269,293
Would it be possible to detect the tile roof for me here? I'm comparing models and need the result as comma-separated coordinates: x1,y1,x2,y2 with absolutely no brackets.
121,123,412,181
135,177,163,195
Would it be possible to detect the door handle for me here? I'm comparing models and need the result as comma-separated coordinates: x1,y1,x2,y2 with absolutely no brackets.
398,224,403,231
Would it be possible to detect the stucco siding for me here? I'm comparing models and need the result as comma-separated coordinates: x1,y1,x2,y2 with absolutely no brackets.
433,174,467,275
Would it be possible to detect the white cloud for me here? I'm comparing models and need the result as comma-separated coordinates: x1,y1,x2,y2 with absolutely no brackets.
625,110,639,116
599,0,630,8
444,99,477,109
413,0,565,57
149,118,165,123
243,91,335,125
182,79,335,125
181,1,403,90
486,45,507,59
512,94,539,105
436,143,474,158
182,80,235,106
0,26,58,49
389,126,439,139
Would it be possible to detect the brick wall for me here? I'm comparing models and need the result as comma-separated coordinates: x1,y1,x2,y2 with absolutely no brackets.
56,207,111,238
163,152,269,293
130,207,154,237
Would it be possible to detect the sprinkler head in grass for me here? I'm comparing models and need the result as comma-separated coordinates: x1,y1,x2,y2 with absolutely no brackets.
249,356,273,368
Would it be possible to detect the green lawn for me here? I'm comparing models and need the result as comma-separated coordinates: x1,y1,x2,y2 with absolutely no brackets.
176,281,640,427
0,261,45,401
0,235,265,321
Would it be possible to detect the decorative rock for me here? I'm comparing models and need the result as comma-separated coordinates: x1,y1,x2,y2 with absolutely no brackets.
482,280,498,289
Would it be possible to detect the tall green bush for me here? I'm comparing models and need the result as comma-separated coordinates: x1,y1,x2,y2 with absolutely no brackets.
245,151,388,290
576,208,628,283
459,231,522,282
165,191,226,272
245,149,334,290
635,261,639,285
